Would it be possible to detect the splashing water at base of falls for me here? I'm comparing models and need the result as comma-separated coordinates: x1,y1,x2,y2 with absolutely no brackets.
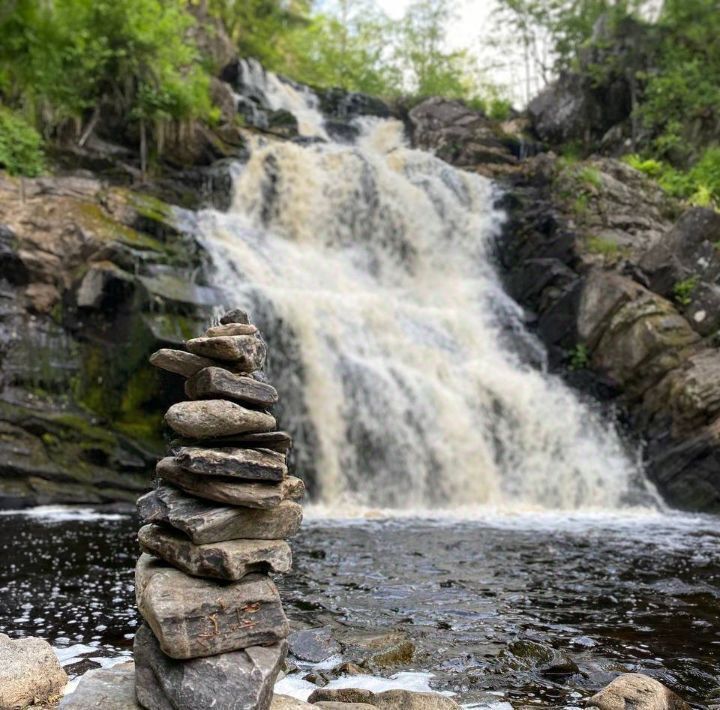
198,87,654,512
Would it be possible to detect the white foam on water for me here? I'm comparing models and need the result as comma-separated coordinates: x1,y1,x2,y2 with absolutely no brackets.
0,506,128,522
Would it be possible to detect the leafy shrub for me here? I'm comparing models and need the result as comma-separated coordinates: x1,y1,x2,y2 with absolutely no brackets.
586,235,620,258
0,107,44,176
568,344,590,370
673,276,699,306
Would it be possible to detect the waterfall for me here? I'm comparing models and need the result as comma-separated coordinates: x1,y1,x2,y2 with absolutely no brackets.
197,71,652,512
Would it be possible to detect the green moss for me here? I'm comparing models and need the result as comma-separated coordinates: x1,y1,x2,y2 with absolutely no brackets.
75,202,167,252
586,235,620,257
568,344,590,370
572,193,589,216
577,166,603,189
673,276,700,306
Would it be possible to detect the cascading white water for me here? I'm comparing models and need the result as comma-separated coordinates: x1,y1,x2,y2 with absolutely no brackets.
198,73,652,512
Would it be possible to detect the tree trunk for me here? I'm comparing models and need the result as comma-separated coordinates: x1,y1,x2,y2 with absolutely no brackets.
140,118,148,180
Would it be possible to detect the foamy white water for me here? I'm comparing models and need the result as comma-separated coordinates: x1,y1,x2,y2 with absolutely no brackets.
200,72,654,512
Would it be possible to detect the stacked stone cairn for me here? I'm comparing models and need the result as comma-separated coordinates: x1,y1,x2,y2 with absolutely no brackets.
134,308,304,710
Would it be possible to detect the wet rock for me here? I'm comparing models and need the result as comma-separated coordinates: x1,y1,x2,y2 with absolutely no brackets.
314,704,376,710
308,689,460,710
0,633,68,709
157,458,304,508
272,696,314,710
134,623,285,710
138,485,303,544
185,334,266,369
586,673,690,710
175,446,286,481
138,523,293,580
135,554,289,659
58,661,137,709
206,323,258,337
289,627,341,663
149,349,216,378
171,431,294,454
505,639,578,676
338,630,414,669
309,689,376,704
186,366,278,407
165,399,276,438
220,308,250,325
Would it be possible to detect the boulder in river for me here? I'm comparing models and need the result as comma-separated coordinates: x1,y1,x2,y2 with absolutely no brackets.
175,446,286,480
185,334,267,369
288,627,341,663
135,554,289,659
185,366,278,406
586,673,690,710
165,399,276,438
58,661,137,709
308,688,460,710
134,623,285,710
138,524,292,580
138,485,303,544
0,633,68,709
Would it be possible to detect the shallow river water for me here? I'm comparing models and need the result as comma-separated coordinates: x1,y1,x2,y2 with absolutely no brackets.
0,508,718,708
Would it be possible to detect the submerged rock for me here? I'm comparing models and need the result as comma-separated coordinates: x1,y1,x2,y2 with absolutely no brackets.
0,633,68,709
175,446,286,480
337,630,415,669
185,334,267,369
165,399,276,438
186,366,279,406
149,349,215,378
138,485,303,544
139,523,293,580
135,554,289,659
586,674,690,710
288,627,341,663
134,624,285,710
58,661,137,709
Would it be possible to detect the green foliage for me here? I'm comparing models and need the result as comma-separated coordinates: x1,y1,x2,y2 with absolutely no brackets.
673,276,699,306
578,166,602,189
586,235,620,257
0,106,44,176
568,344,590,370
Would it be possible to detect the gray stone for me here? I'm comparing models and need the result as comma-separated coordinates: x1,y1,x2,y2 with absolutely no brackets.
185,367,278,407
138,486,303,544
134,623,285,710
138,524,293,580
309,690,376,705
220,308,250,325
272,696,314,710
206,323,258,337
175,446,286,481
0,633,68,709
586,674,690,710
149,349,215,378
171,431,293,454
59,661,137,709
186,334,266,369
337,630,415,669
157,458,304,508
165,400,276,439
288,628,341,663
314,704,376,710
308,689,460,710
135,554,289,659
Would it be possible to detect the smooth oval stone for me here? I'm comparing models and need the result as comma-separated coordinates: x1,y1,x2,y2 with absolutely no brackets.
205,323,258,337
165,400,276,439
134,624,286,710
185,367,278,407
135,554,289,659
175,447,286,481
185,335,266,369
220,308,250,325
138,524,293,580
137,485,303,544
149,349,215,378
157,458,304,508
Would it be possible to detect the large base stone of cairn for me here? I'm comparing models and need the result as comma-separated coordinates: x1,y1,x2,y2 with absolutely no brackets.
138,524,292,580
136,554,289,659
134,624,284,710
157,458,304,508
138,485,303,544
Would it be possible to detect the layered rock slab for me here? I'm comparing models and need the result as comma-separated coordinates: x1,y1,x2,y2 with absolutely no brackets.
139,524,292,580
165,399,276,438
134,623,285,710
186,366,278,406
135,554,289,659
186,334,266,368
158,458,304,508
138,485,303,544
175,446,286,480
149,349,215,378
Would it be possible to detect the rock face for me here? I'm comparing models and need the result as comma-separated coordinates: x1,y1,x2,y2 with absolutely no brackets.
586,674,690,710
0,633,68,709
135,308,301,709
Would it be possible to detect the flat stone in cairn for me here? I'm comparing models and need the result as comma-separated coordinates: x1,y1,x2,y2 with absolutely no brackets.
186,334,266,369
205,323,258,337
139,524,292,580
170,430,294,454
165,399,276,439
185,366,279,407
138,485,303,544
175,446,286,481
149,349,215,378
136,554,289,659
220,308,250,325
157,458,304,508
135,624,285,710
